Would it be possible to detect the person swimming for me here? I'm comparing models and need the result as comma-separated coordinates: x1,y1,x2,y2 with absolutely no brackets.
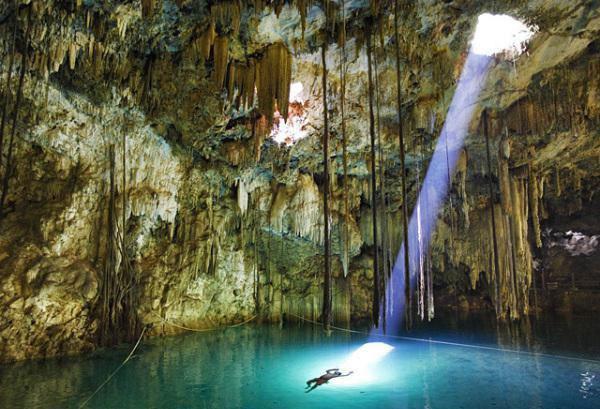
305,368,353,392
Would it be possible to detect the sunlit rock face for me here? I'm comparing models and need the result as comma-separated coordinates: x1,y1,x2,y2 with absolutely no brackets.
0,0,598,362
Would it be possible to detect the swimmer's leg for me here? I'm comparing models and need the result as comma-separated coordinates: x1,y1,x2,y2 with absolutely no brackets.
305,383,319,393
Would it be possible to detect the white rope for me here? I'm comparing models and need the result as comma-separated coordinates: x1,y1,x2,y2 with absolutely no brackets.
151,312,256,333
79,314,256,407
286,312,600,365
79,326,147,408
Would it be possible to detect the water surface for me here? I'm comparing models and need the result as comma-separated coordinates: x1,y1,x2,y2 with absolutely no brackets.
1,313,599,408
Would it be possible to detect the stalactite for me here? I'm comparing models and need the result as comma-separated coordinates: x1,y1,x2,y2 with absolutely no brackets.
273,214,285,326
115,7,134,40
297,0,310,37
321,40,332,331
496,128,514,318
86,9,93,31
253,0,264,14
483,110,502,318
212,36,229,90
226,62,236,101
506,173,533,319
233,61,256,109
499,131,512,214
499,214,511,313
263,210,271,312
447,112,538,320
457,148,469,228
528,163,542,249
366,29,380,328
237,179,249,216
141,53,155,109
554,165,561,197
211,1,241,37
256,43,292,122
0,6,31,219
444,128,456,239
68,41,78,70
503,183,519,320
198,22,216,61
573,170,583,211
197,28,292,133
205,193,219,276
191,217,202,280
253,213,260,314
141,0,161,19
394,0,411,329
369,0,379,17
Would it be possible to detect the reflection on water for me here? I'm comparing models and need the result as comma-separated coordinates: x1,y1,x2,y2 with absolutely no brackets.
0,313,598,409
580,371,596,399
408,310,600,358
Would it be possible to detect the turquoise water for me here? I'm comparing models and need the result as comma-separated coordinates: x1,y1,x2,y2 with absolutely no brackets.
1,316,599,409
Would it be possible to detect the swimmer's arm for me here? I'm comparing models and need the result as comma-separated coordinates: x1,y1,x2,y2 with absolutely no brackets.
339,371,354,377
325,368,339,374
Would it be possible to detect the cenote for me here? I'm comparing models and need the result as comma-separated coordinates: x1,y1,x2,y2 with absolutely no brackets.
1,1,599,408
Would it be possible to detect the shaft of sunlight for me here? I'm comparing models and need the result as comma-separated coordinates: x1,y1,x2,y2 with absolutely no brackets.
375,14,536,334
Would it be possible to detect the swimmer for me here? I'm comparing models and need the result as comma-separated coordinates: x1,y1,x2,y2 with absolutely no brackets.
305,368,353,393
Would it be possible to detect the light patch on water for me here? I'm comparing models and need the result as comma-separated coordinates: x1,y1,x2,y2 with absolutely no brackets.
580,371,596,399
335,342,394,386
471,13,537,58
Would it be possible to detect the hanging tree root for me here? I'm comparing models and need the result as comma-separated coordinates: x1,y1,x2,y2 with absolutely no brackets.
394,0,412,329
366,26,381,327
340,0,350,278
0,0,18,175
0,4,31,219
321,37,332,332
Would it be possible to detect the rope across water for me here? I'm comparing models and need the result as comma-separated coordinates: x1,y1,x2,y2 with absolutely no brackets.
79,326,147,408
79,314,256,407
151,312,257,332
286,311,600,365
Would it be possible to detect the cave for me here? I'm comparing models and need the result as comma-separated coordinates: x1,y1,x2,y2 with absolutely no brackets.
0,1,599,408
